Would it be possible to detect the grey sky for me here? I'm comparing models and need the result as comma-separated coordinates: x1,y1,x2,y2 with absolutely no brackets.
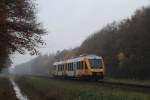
12,0,149,65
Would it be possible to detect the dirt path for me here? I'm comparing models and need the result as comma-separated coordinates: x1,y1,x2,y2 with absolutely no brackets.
10,78,29,100
0,77,18,100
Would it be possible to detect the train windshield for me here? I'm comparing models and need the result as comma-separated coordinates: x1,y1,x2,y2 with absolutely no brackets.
89,59,102,68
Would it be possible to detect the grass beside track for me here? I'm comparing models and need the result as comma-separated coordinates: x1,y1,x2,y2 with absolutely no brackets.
16,76,150,100
105,78,150,86
0,77,17,100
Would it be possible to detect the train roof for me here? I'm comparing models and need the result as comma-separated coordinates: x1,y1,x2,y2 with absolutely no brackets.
53,55,102,65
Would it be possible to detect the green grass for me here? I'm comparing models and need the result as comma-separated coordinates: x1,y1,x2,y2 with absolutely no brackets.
16,76,150,100
105,77,150,86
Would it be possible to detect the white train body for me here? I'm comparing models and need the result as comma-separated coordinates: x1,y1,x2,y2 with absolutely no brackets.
52,55,105,80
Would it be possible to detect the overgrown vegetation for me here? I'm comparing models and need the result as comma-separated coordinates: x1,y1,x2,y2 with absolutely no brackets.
16,76,150,100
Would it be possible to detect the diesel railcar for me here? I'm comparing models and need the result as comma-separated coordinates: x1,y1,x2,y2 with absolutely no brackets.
52,55,105,80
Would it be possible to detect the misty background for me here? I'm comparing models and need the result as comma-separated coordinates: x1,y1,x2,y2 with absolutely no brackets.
12,0,149,65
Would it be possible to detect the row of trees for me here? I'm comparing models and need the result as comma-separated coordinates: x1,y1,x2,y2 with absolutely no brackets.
0,0,45,71
77,6,150,79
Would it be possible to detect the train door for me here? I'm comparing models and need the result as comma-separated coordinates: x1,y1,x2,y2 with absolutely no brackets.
73,62,77,77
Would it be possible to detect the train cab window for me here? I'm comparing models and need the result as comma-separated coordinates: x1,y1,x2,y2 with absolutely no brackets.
89,59,102,68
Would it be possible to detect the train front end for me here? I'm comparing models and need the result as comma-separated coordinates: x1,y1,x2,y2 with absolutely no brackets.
87,55,105,80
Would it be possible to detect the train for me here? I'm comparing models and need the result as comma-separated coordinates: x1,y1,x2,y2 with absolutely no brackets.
52,55,105,81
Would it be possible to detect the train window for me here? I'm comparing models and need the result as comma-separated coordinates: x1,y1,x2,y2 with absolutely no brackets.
61,65,62,71
68,63,70,71
62,65,64,71
71,63,74,71
71,63,73,71
59,65,60,71
67,64,69,71
58,65,59,71
67,63,69,71
70,63,72,70
77,62,79,69
78,62,80,69
89,59,102,68
81,61,83,68
61,65,63,71
78,61,82,69
60,65,61,71
67,63,68,70
69,63,70,71
66,64,68,70
76,62,78,69
70,63,72,71
79,62,81,69
68,63,70,70
80,61,83,69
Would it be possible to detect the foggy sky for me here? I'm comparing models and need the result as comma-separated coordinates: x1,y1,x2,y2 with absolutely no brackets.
12,0,149,65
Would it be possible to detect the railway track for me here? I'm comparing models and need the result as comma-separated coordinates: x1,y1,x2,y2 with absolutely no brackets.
26,75,150,93
98,80,150,93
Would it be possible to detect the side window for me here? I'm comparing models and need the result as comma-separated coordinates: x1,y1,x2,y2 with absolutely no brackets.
72,63,73,71
76,62,78,69
59,65,61,71
67,63,68,71
78,61,82,69
58,65,59,71
68,63,70,71
80,61,83,69
77,62,80,69
62,64,64,71
61,65,63,71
